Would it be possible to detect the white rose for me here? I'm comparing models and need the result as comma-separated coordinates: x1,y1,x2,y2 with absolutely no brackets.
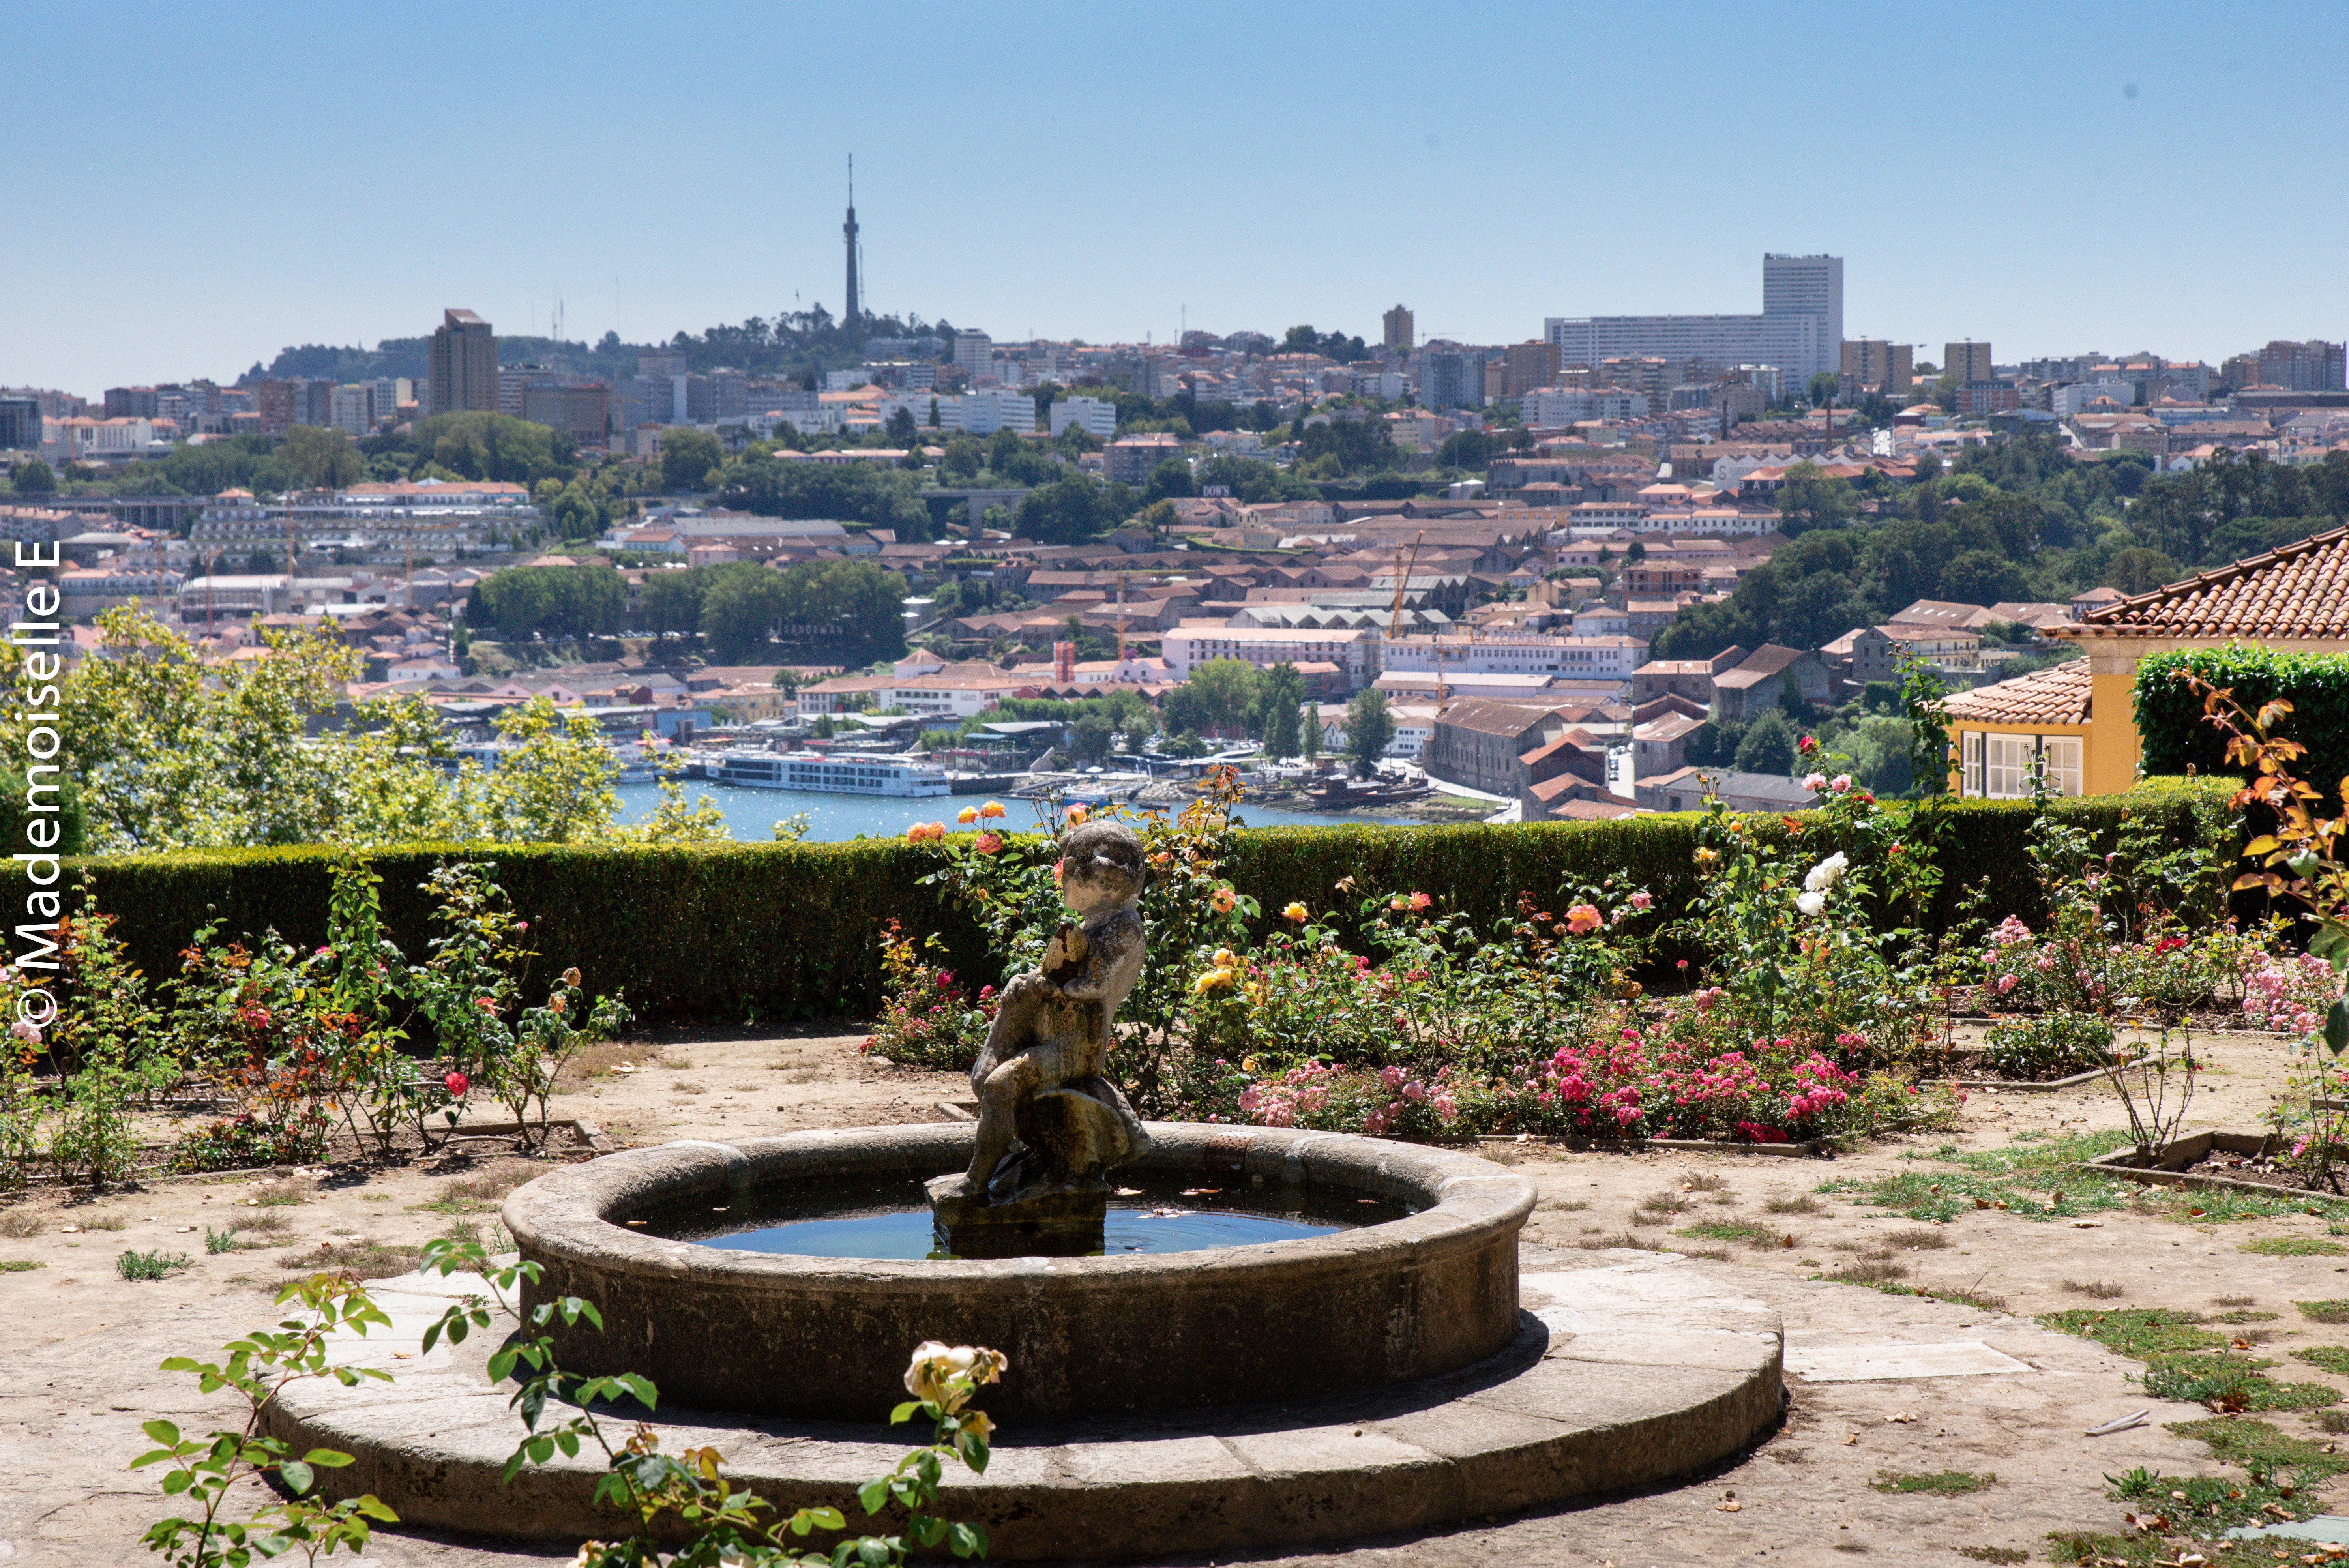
1795,890,1826,918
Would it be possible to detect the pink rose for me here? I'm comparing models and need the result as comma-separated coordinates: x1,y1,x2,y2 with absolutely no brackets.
1630,890,1653,911
1803,772,1827,791
444,1070,469,1097
1830,774,1853,793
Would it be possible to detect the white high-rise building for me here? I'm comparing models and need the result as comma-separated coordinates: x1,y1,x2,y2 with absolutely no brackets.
1762,254,1843,359
1049,395,1116,440
1544,254,1842,386
953,330,993,382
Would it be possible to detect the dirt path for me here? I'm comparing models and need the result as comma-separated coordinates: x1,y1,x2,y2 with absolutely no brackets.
6,1022,2342,1565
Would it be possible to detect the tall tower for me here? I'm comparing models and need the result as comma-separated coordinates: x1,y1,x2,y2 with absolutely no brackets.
842,155,860,330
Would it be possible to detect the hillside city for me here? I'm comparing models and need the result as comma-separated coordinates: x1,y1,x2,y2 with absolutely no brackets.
11,251,2349,826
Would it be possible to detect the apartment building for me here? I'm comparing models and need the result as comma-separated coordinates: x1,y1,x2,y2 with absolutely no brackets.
1160,625,1375,688
1944,340,1994,384
427,309,499,416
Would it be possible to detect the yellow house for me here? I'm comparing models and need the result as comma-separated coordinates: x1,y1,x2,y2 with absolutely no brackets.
1942,526,2349,797
2045,525,2349,794
1943,659,2094,798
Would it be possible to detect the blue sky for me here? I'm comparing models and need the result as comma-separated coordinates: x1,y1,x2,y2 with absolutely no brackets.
9,2,2343,393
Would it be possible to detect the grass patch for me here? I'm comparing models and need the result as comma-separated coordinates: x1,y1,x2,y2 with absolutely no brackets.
1670,1244,1733,1261
204,1225,237,1255
2214,1293,2259,1306
558,1039,657,1085
1886,1227,1950,1250
279,1240,425,1279
0,1210,42,1238
2172,1414,2349,1481
2313,1408,2349,1433
1851,1130,2349,1227
1765,1193,1824,1214
1956,1550,2027,1566
2211,1308,2279,1323
116,1248,191,1281
2063,1280,2128,1298
2297,1299,2349,1324
2242,1235,2349,1256
1674,1218,1789,1249
418,1158,540,1215
0,1259,41,1272
2295,1345,2349,1375
1930,1285,2012,1313
2039,1308,2225,1359
250,1179,313,1208
1684,1173,1728,1192
2106,1461,2318,1532
76,1214,127,1231
1586,1231,1665,1253
1636,1191,1693,1218
1871,1469,1994,1495
232,1212,292,1237
1537,1198,1588,1212
1826,1258,1908,1285
2046,1532,2168,1566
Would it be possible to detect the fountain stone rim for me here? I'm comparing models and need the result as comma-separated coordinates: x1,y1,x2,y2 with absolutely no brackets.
503,1120,1534,1286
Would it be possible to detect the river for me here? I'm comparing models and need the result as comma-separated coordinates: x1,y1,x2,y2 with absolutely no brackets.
614,781,1442,842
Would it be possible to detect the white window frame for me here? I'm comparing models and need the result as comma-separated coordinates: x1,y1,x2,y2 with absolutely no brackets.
1968,730,2083,800
2040,735,2083,798
1984,733,2034,800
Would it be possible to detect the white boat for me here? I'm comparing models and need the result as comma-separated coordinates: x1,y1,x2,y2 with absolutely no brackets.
714,750,951,797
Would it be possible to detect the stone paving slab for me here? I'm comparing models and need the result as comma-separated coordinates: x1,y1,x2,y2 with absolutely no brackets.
259,1253,1786,1561
1781,1340,2037,1381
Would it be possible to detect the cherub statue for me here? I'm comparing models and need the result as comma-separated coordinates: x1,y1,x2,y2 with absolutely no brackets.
939,819,1151,1203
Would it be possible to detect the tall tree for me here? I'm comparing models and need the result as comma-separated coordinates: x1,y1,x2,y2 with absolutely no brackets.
1344,689,1395,777
1259,662,1306,759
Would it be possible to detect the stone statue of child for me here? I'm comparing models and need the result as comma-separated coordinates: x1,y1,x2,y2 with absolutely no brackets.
946,819,1150,1201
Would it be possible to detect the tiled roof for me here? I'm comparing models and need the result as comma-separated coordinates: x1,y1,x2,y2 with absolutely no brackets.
1941,659,2092,727
2055,525,2349,640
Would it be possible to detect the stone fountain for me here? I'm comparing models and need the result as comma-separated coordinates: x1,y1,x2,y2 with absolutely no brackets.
260,823,1787,1556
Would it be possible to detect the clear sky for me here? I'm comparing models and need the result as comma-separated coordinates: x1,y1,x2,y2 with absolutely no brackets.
10,2,2344,393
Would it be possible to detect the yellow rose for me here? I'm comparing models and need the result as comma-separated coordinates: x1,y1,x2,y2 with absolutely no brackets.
957,806,978,824
1283,901,1308,923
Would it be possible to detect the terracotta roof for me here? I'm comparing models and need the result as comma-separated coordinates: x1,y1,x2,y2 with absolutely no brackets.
2054,525,2349,640
1941,659,2092,727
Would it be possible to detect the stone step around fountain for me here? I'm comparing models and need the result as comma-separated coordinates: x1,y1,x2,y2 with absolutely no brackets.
262,1248,1783,1561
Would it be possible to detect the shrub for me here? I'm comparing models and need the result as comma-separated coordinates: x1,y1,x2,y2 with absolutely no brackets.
2137,644,2349,796
59,779,2242,1026
1978,1013,2114,1080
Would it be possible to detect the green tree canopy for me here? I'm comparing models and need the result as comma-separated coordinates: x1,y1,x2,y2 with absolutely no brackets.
1343,688,1396,776
659,428,724,492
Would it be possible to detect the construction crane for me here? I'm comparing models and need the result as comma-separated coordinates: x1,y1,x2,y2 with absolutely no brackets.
1384,531,1446,708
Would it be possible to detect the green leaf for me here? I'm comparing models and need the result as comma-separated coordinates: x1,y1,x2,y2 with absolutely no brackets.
856,1477,891,1516
2329,1000,2349,1057
890,1400,921,1424
278,1460,314,1496
805,1506,845,1531
142,1418,182,1447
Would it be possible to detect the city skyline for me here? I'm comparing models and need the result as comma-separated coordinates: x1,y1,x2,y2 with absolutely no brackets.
7,2,2345,392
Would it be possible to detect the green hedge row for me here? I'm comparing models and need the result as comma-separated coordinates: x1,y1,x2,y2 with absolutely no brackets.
58,779,2240,1024
2137,645,2349,798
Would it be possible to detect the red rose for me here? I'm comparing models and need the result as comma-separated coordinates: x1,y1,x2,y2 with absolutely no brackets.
444,1070,469,1097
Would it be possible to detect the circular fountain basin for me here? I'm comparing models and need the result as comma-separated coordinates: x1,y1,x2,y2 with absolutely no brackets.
503,1122,1534,1423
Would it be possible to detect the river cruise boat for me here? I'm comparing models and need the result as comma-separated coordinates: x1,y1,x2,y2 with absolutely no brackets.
713,750,951,796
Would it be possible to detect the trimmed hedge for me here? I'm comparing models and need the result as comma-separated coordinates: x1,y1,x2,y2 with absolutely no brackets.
2137,645,2349,796
58,779,2240,1024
